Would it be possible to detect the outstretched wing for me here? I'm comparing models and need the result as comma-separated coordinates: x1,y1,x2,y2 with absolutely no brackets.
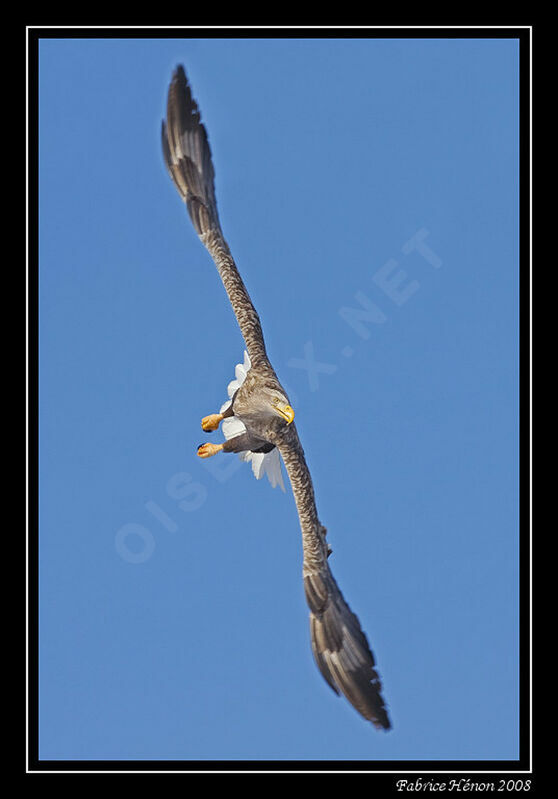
277,427,391,729
162,65,269,367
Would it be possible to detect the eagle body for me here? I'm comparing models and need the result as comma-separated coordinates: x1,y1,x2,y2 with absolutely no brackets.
162,65,391,730
230,370,290,442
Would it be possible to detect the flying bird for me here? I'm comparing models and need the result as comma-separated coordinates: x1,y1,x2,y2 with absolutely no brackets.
161,65,391,729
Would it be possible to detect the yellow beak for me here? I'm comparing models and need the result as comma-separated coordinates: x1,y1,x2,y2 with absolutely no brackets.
276,403,295,425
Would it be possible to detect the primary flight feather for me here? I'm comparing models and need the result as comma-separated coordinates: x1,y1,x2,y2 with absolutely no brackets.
162,65,391,729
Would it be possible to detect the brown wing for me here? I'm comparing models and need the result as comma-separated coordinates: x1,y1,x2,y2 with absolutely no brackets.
162,65,269,367
277,426,391,729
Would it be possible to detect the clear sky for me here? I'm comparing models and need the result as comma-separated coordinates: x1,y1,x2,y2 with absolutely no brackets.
38,36,520,762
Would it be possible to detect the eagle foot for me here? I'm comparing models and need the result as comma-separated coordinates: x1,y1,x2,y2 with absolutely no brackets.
197,442,224,458
201,413,223,432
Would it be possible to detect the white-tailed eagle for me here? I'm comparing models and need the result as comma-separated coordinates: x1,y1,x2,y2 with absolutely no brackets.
162,66,391,729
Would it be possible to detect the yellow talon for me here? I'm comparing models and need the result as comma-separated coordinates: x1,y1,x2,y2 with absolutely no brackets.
197,442,224,458
201,413,224,432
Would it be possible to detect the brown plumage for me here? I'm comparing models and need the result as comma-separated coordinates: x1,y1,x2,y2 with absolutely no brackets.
162,65,391,729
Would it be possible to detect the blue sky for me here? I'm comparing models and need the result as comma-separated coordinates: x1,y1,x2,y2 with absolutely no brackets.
38,36,520,762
